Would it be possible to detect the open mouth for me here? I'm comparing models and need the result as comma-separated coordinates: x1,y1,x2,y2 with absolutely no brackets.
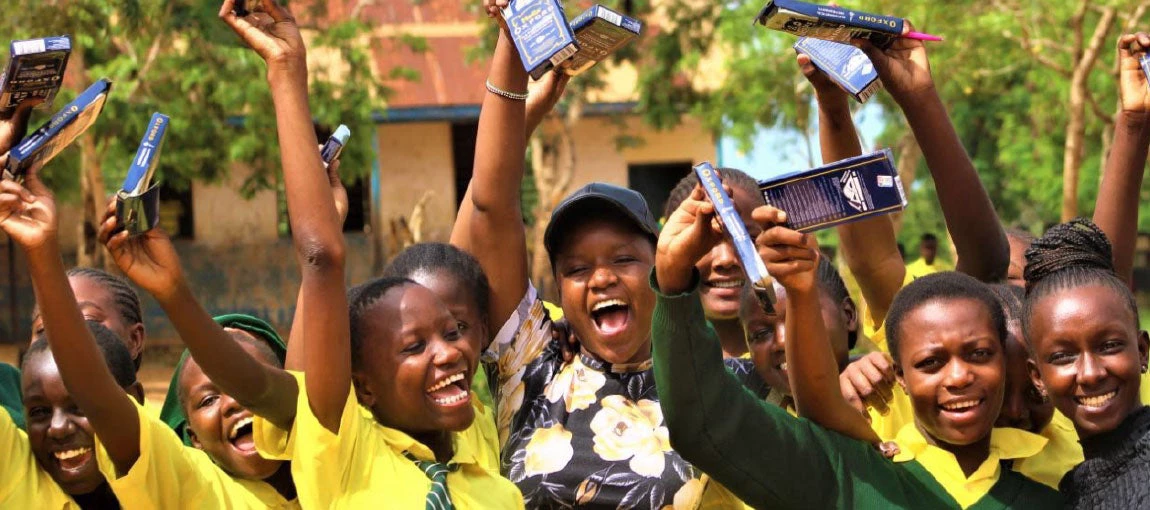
938,398,985,422
53,447,93,473
228,416,256,452
427,372,470,407
705,279,745,290
1075,390,1117,409
590,299,631,337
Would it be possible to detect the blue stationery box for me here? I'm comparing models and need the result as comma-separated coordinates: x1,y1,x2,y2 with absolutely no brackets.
504,0,578,79
794,37,881,103
561,5,642,76
0,35,71,114
4,78,111,180
759,149,907,232
116,112,169,236
755,0,904,49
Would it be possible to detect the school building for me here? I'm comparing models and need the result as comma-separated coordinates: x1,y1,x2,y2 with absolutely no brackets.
0,0,716,354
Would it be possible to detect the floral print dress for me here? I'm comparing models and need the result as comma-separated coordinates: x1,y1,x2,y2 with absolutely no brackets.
484,285,706,509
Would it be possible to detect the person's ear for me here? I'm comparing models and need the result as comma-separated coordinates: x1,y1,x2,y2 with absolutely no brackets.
352,372,375,409
128,322,146,366
126,381,145,404
841,297,858,333
187,427,203,450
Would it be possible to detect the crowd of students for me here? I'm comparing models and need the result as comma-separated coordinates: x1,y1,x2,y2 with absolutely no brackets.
0,0,1148,508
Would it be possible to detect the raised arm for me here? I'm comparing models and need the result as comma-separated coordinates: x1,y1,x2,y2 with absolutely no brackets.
221,0,350,432
755,206,882,444
799,54,905,324
449,71,570,252
856,30,1009,282
652,190,890,508
467,0,532,329
0,173,141,475
1093,33,1150,284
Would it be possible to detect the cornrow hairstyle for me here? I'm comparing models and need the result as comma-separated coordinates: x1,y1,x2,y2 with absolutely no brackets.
989,283,1024,326
348,277,417,371
383,242,492,323
1022,218,1138,338
663,167,762,219
886,272,1008,366
63,267,145,369
25,321,137,389
816,257,857,349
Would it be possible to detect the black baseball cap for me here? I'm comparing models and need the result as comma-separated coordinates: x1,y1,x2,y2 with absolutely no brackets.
544,182,660,262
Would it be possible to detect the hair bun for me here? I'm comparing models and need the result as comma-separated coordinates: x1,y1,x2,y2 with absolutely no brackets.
1023,217,1114,286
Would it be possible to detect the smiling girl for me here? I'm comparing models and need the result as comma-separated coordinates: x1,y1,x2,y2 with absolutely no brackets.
1024,218,1150,508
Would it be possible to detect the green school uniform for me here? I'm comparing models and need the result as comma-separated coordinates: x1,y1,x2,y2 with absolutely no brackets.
0,362,23,429
649,272,1062,509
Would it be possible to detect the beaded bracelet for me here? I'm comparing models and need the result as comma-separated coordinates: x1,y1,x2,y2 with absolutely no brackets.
485,79,529,101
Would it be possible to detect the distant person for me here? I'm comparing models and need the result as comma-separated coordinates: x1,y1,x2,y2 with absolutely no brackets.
906,233,952,279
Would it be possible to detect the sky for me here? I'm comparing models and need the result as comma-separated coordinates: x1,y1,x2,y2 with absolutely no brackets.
717,100,886,181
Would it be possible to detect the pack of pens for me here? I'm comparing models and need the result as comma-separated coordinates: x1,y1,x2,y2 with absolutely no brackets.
754,0,905,48
694,162,777,314
4,79,112,180
759,149,907,233
0,35,72,115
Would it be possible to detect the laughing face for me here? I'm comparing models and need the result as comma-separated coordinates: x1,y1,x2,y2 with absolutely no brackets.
1027,285,1148,439
180,339,283,480
31,275,145,365
22,351,105,495
697,186,763,320
553,218,656,365
895,298,1005,447
353,283,478,434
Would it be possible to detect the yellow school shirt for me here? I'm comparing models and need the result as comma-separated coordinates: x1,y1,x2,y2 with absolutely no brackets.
0,407,79,509
867,381,916,442
1012,411,1083,489
891,424,1047,509
95,400,297,509
253,371,523,509
906,258,953,281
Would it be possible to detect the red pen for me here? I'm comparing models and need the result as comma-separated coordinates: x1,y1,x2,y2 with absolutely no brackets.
904,31,944,42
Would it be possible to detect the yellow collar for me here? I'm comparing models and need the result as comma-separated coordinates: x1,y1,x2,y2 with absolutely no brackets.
891,424,1047,509
361,400,481,465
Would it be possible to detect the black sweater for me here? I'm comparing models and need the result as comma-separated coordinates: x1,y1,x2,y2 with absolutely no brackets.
1061,405,1150,509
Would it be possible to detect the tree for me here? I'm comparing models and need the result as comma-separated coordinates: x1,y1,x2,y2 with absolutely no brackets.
0,0,393,265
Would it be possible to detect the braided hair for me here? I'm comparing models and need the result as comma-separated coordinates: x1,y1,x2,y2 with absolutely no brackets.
1022,218,1137,337
33,268,145,369
663,167,762,218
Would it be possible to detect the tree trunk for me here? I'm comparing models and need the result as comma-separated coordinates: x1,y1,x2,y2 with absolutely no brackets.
529,116,576,303
1061,7,1116,221
890,131,921,234
64,48,106,268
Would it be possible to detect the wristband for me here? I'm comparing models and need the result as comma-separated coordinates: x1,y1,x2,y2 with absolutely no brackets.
486,79,529,101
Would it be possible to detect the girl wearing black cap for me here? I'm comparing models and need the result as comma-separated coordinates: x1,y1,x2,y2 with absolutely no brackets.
464,1,719,506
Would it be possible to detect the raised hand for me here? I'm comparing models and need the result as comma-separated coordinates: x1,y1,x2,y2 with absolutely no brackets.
753,206,819,294
526,71,572,137
322,151,349,225
219,0,306,70
483,0,511,32
1117,33,1150,115
0,100,37,158
838,351,897,418
797,53,849,114
655,184,723,293
852,23,934,104
98,198,185,299
0,170,56,253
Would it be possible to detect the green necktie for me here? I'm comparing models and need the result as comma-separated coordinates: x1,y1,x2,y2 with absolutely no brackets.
404,451,459,510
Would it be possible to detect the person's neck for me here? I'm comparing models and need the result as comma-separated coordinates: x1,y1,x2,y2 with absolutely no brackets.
918,423,991,478
413,430,455,463
263,462,297,501
581,338,653,367
711,318,748,358
72,482,120,509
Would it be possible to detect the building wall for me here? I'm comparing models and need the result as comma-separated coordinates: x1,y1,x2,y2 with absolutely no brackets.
566,115,715,187
192,165,280,246
374,122,458,243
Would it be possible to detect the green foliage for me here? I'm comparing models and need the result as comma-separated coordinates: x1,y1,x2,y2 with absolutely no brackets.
0,0,392,200
641,0,1146,237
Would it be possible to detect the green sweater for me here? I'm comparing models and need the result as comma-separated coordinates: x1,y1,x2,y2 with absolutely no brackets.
650,277,1062,509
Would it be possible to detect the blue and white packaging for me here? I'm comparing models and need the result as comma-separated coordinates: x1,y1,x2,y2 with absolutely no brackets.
4,78,112,180
561,5,642,76
0,35,72,114
320,124,350,166
755,0,904,49
503,0,578,79
794,37,881,103
1141,53,1150,90
759,149,906,232
116,112,169,236
695,162,777,314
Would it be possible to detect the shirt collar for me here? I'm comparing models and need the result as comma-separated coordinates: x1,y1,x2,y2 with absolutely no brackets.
362,401,482,466
891,424,1048,508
